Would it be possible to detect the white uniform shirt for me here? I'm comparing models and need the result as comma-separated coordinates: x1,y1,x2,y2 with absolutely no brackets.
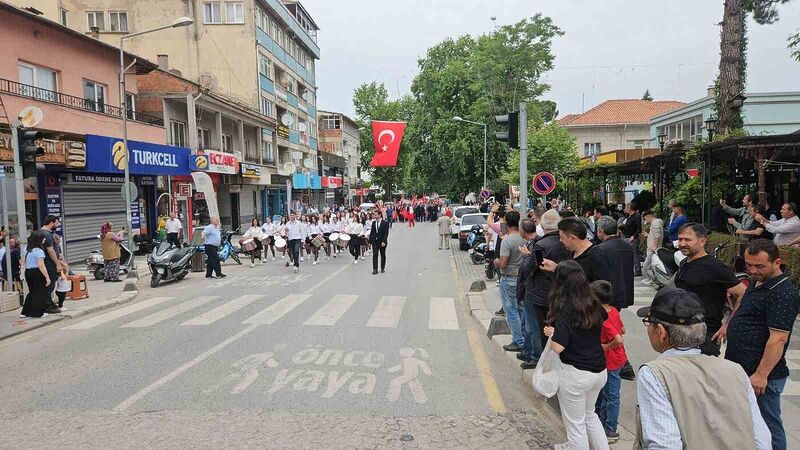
285,221,303,240
320,222,333,234
347,223,364,235
308,224,322,236
764,215,800,246
243,226,263,240
165,218,182,234
363,220,373,237
261,222,276,236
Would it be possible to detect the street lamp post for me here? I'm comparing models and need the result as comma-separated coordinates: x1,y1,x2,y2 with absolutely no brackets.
657,132,668,219
119,16,193,270
453,117,487,190
704,116,718,225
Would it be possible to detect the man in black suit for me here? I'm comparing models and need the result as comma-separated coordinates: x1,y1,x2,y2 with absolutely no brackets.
369,210,390,274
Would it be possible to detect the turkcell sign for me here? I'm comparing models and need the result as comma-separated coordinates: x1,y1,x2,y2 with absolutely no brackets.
85,134,190,176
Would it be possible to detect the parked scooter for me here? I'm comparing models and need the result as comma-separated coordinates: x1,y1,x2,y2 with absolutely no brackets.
218,229,242,265
86,236,134,280
148,241,196,288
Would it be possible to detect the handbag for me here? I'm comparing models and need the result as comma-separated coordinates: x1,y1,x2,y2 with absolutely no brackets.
532,337,562,398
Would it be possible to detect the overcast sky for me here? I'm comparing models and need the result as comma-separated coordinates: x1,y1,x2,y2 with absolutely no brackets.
302,0,800,119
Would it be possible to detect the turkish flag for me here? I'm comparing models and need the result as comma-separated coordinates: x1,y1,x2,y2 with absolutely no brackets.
370,121,406,167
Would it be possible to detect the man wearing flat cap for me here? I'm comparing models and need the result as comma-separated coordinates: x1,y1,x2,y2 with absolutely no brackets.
634,287,771,449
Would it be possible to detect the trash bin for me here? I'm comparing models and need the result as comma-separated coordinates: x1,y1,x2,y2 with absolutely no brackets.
191,251,205,272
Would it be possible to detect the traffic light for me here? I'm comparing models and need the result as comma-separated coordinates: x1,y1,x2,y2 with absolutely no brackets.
17,128,44,178
495,111,519,148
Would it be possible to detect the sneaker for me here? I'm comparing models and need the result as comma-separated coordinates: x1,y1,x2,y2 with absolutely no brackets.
300,257,305,262
293,267,298,273
19,313,26,318
262,259,267,263
40,313,49,318
281,255,285,259
313,261,318,266
605,429,619,443
272,257,276,261
495,308,505,316
361,256,365,260
250,263,255,268
641,279,654,286
354,260,358,265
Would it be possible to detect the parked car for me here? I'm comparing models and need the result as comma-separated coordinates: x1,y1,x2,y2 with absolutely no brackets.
359,202,376,211
451,205,480,237
458,213,488,250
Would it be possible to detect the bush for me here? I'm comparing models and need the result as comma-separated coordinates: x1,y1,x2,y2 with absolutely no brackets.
703,232,800,285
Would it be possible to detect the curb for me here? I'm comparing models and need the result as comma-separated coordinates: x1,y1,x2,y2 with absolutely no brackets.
0,275,141,342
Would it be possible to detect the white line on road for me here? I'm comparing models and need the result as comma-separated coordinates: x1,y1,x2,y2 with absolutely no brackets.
428,297,459,330
242,294,312,325
366,296,406,328
303,294,358,326
181,295,264,326
115,263,351,412
121,296,217,328
62,297,175,330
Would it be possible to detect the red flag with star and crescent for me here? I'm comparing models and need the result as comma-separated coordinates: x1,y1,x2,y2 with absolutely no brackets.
370,120,406,167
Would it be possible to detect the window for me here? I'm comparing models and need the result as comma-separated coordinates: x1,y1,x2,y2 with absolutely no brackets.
83,80,106,112
197,128,211,149
109,11,128,32
258,55,271,78
203,2,221,24
59,7,68,26
322,115,341,130
245,139,257,160
125,92,135,119
170,121,186,147
309,121,316,138
262,129,274,163
225,2,244,23
18,62,57,101
583,142,601,157
86,11,104,30
222,134,233,152
260,97,273,116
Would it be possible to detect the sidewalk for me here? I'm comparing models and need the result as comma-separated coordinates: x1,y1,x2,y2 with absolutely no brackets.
451,245,800,448
0,256,144,341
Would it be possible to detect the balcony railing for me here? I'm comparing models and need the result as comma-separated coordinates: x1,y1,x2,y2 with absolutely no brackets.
0,77,164,126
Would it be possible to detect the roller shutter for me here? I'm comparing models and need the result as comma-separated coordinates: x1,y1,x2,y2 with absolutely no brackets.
62,182,126,264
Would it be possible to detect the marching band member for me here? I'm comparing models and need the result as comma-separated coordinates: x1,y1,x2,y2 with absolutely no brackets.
346,215,364,264
320,214,333,260
277,216,288,260
307,215,322,265
260,217,277,261
241,218,264,268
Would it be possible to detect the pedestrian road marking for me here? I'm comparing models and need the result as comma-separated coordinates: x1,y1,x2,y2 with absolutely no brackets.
366,296,406,328
63,297,174,330
243,294,312,325
182,294,264,326
121,296,217,328
303,294,358,326
428,297,459,330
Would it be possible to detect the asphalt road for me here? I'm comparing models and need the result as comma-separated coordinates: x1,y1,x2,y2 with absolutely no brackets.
0,222,561,448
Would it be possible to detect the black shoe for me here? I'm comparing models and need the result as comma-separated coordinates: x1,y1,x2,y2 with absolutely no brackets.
218,274,227,278
381,269,385,273
109,279,122,282
372,270,378,275
516,353,531,362
205,275,217,279
495,308,505,316
503,343,522,352
521,361,537,370
45,307,61,314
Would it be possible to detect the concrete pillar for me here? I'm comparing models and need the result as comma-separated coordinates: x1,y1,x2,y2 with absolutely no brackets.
257,126,264,165
161,98,172,144
215,111,223,150
187,93,198,152
238,120,245,158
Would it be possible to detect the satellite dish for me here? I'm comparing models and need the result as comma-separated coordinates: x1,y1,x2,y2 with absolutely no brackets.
303,157,314,168
298,122,307,132
280,113,294,127
301,91,310,101
18,106,44,128
283,162,296,173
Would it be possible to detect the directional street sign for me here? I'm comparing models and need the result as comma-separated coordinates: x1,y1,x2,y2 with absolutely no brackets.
532,172,556,196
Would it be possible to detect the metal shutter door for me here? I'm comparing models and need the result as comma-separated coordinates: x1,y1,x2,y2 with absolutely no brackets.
62,183,127,264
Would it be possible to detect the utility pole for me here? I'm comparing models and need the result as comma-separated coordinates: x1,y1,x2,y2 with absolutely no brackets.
10,124,27,246
519,102,528,216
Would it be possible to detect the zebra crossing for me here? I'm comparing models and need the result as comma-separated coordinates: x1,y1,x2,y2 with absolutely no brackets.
62,293,461,332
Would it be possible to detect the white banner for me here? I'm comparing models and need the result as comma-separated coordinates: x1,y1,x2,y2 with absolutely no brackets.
192,172,219,220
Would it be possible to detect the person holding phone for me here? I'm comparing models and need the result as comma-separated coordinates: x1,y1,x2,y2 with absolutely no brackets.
518,210,571,368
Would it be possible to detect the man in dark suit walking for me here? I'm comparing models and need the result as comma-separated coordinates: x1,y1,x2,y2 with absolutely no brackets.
369,210,390,274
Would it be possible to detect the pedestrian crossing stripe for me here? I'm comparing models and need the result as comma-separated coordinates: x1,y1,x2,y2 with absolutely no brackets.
62,294,463,331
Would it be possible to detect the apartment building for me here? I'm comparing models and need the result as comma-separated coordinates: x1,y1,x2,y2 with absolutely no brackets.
10,0,322,213
318,111,363,205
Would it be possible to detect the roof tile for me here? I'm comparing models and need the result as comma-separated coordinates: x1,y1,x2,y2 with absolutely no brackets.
561,99,685,126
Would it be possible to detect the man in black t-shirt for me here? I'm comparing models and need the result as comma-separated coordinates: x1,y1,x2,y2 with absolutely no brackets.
674,223,746,356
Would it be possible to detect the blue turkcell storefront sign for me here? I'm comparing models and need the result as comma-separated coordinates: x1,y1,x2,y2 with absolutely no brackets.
86,134,191,176
292,173,321,189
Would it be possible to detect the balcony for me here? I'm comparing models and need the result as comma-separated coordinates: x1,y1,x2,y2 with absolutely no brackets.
0,78,163,126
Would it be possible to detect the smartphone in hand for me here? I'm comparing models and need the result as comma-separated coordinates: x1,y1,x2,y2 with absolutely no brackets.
534,249,544,267
500,222,507,235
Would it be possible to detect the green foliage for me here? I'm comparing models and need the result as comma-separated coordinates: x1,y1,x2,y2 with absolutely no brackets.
632,190,657,211
790,29,800,61
503,123,578,186
780,246,800,286
641,89,653,101
743,0,793,24
705,232,800,285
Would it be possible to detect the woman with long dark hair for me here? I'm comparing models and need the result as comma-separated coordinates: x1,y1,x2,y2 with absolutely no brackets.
543,260,609,450
21,230,51,319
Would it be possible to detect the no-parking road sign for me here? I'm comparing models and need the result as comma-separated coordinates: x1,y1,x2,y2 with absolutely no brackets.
532,172,556,196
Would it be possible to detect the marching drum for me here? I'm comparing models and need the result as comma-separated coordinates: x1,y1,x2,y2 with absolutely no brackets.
311,234,325,248
274,237,287,251
337,234,351,248
329,232,340,244
260,237,272,247
241,238,257,252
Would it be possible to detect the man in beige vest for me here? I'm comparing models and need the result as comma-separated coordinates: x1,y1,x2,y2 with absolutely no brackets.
635,287,771,449
437,212,452,250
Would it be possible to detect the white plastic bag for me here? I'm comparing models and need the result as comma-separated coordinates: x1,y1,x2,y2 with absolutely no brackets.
532,337,562,398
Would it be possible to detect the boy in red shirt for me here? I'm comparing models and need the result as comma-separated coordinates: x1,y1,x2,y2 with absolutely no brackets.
591,280,627,443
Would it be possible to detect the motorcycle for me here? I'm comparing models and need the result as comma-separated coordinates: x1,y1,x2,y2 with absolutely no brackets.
148,241,196,288
86,236,134,280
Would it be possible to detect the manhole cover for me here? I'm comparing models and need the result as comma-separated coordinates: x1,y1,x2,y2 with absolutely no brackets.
399,434,414,442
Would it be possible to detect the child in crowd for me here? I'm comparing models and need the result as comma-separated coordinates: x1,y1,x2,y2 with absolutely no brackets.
55,269,71,309
590,280,627,443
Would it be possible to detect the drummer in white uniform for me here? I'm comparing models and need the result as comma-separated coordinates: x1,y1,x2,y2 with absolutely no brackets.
362,214,373,260
345,215,364,264
307,215,323,265
260,217,277,261
276,217,288,259
319,214,333,260
241,218,264,268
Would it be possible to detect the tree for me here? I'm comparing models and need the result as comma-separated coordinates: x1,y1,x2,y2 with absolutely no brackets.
503,123,578,187
641,89,653,101
790,29,800,61
717,0,793,135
